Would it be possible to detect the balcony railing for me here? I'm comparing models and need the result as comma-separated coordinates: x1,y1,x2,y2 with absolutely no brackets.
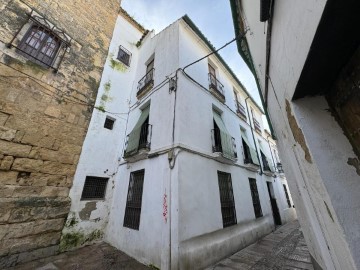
137,68,154,98
124,124,152,157
236,101,247,119
253,118,261,133
208,73,225,102
211,129,237,159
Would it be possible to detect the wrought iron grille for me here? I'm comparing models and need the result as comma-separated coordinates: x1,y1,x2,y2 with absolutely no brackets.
117,45,131,66
242,139,253,164
104,117,115,130
208,73,225,100
137,68,155,97
7,10,71,71
123,170,145,230
249,178,263,218
217,171,237,228
283,184,292,208
236,102,247,119
261,151,271,171
253,118,262,133
81,176,108,200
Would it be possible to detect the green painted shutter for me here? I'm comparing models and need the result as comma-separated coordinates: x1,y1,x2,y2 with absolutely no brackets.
240,129,260,165
258,143,274,172
213,111,235,159
125,106,150,154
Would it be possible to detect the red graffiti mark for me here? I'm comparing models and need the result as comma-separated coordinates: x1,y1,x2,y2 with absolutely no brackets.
163,194,168,223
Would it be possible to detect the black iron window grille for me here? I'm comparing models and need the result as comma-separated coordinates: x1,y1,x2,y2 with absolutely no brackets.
242,138,253,164
283,184,292,208
81,176,108,200
217,171,237,228
236,102,247,119
117,45,131,66
249,178,263,218
137,68,155,97
104,116,115,130
208,73,225,101
7,9,71,72
123,170,145,230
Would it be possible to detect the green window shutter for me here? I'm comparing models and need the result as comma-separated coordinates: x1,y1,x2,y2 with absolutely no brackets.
240,129,260,165
125,106,150,154
213,111,235,159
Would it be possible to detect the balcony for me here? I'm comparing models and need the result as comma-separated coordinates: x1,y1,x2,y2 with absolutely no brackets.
137,68,154,99
236,101,247,119
253,118,262,134
208,73,225,103
124,124,152,161
211,129,237,163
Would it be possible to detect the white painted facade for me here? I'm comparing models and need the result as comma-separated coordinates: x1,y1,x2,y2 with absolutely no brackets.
231,0,360,269
64,12,296,269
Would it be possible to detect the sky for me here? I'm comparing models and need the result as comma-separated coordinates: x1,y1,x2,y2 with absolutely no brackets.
121,0,261,106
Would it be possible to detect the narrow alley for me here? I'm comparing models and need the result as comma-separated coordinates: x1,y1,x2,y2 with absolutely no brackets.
207,220,313,270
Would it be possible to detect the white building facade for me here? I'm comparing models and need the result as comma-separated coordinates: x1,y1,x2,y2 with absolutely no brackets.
230,0,360,269
62,10,296,269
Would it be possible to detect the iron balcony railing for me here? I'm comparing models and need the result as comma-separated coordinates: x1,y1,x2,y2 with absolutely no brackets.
124,124,152,157
253,118,261,133
208,73,225,101
137,68,155,97
236,101,247,119
211,129,237,159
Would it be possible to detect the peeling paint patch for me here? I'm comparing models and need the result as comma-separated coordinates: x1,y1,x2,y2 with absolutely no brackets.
79,201,97,220
285,100,312,163
347,158,360,175
324,201,334,222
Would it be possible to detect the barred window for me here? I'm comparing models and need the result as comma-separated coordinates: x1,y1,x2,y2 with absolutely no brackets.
217,171,237,228
81,176,108,200
117,45,131,66
123,169,145,230
283,184,292,208
249,178,263,218
19,25,60,66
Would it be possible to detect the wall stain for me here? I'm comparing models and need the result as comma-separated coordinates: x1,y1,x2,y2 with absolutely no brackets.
285,100,312,163
79,201,97,220
347,158,360,176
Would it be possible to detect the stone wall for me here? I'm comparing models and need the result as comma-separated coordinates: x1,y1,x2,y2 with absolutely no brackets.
0,0,119,267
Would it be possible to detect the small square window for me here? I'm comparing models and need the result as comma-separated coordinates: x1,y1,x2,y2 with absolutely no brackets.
81,176,108,200
117,45,131,66
104,116,115,130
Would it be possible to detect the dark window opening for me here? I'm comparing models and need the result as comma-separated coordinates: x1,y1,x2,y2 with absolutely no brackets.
81,176,108,200
104,116,115,130
213,120,222,153
139,117,149,150
117,45,131,66
260,151,271,171
283,184,292,208
217,171,237,228
249,178,263,218
123,169,145,230
242,139,252,164
19,25,61,67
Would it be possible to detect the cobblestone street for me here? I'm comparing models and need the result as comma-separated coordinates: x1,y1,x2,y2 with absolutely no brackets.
207,220,314,270
6,243,150,270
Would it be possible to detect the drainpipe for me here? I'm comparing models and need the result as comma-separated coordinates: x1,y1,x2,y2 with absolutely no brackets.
245,97,262,175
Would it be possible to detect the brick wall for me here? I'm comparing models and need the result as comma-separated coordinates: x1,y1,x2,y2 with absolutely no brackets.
0,0,119,267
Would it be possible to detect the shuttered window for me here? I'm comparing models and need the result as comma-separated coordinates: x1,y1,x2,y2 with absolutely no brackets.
213,111,235,159
240,129,260,165
217,171,237,228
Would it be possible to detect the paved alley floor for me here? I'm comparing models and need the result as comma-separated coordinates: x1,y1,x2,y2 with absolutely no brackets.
207,220,314,270
6,243,150,270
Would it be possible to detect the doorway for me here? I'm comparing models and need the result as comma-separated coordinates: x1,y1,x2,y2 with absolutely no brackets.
266,182,282,226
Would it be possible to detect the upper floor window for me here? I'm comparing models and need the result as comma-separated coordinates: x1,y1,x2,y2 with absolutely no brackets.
137,57,155,98
117,45,131,66
208,63,225,102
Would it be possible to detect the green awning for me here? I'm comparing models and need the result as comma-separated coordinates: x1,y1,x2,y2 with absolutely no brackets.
258,143,274,172
213,111,235,159
240,129,260,165
125,106,150,154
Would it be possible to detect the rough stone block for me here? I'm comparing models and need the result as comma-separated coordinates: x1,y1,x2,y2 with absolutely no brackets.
0,140,31,157
17,172,47,186
8,207,32,223
0,186,15,197
46,174,70,187
0,155,14,170
41,186,69,197
44,106,61,118
13,130,25,143
40,161,76,176
12,158,43,172
0,171,18,185
16,245,58,265
13,186,44,197
0,126,16,141
0,112,9,126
